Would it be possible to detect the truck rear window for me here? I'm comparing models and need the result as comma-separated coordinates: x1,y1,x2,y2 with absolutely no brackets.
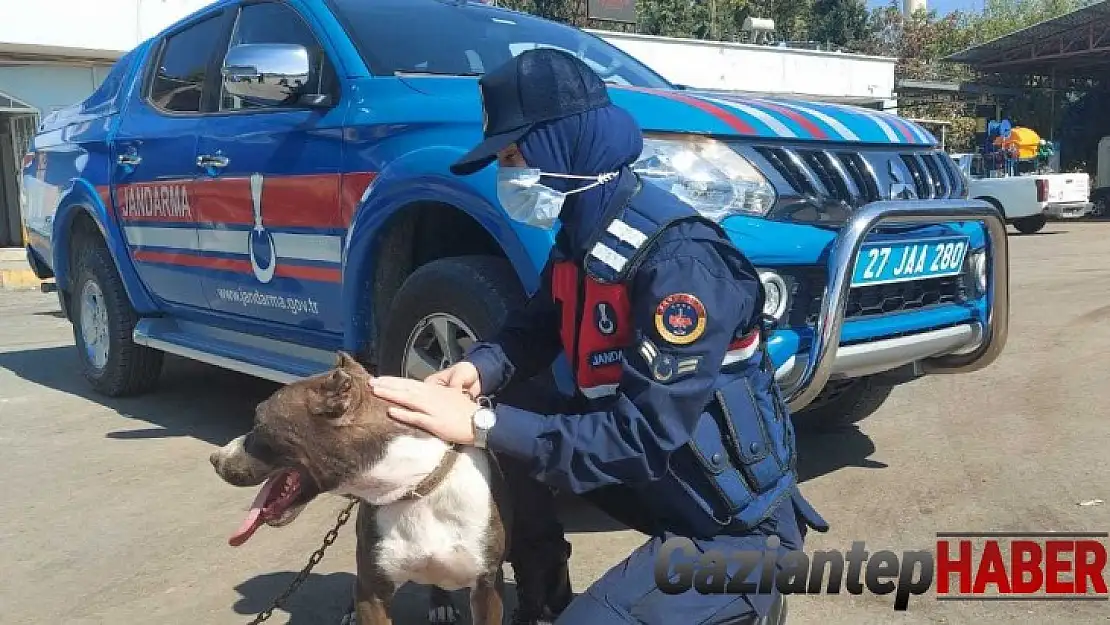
325,0,671,89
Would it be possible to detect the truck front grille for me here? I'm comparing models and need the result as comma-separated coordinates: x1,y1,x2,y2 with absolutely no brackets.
784,270,970,327
739,145,968,219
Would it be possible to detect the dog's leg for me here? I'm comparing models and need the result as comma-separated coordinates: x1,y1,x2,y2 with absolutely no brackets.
354,572,394,625
428,587,460,625
353,502,394,625
469,569,505,625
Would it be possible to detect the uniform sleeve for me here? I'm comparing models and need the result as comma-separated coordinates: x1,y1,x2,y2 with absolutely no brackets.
484,249,760,494
463,261,563,395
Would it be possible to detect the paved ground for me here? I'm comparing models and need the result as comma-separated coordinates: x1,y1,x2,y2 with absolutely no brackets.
3,221,1110,625
0,247,43,290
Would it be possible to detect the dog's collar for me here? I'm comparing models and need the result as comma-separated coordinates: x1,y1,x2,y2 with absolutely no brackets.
398,443,463,501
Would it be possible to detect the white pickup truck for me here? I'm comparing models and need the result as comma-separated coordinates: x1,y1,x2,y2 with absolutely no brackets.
950,153,1092,234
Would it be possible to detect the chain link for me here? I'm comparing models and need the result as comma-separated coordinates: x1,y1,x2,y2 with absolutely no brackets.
246,499,358,625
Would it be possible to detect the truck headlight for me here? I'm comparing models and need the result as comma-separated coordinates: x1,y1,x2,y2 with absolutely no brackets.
758,270,791,321
969,249,988,295
631,134,777,220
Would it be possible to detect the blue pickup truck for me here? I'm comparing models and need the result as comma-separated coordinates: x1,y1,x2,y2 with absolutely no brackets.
20,0,1009,428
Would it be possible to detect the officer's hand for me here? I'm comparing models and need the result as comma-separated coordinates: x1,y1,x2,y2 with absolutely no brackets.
369,376,479,446
423,361,482,399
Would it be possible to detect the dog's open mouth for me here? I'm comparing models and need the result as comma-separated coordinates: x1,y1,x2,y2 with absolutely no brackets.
229,468,317,547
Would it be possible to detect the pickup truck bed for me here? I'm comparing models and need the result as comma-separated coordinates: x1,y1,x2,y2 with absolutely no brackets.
952,152,1091,234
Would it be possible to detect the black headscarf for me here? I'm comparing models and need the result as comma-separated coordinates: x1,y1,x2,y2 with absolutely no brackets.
517,103,644,253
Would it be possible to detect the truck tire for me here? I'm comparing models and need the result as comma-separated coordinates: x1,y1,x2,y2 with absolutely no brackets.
1013,214,1047,234
70,239,163,397
378,256,526,380
1091,197,1107,218
791,376,893,431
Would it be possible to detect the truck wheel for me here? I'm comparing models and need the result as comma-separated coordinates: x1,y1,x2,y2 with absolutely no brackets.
791,376,893,431
1013,214,1047,234
70,240,163,397
378,256,526,380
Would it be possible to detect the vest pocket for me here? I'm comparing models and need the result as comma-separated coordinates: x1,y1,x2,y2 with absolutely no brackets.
711,375,785,494
662,422,757,533
752,366,796,472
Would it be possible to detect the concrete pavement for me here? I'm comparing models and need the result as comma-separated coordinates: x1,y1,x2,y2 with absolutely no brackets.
0,247,43,290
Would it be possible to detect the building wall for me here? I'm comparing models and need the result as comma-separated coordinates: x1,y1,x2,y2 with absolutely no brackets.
0,65,113,114
0,0,217,54
593,30,897,104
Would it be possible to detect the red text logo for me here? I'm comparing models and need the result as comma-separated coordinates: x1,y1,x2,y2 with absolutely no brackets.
935,533,1108,602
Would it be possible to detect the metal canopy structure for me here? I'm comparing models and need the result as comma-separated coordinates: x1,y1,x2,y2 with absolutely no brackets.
945,1,1110,77
0,89,35,114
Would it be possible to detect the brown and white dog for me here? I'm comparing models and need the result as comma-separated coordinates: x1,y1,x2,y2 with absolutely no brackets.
209,352,511,625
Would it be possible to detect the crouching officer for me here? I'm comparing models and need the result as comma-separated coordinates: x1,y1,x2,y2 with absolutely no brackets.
369,48,829,625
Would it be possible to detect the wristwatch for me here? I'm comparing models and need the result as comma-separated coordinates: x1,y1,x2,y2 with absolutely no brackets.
471,404,497,449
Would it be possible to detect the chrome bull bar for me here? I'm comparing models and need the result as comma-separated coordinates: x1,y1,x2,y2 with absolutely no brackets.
781,199,1010,412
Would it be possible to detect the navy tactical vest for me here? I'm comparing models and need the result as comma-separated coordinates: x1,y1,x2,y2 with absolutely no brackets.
549,184,801,538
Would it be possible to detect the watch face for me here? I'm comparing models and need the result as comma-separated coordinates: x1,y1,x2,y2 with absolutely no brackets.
475,409,496,428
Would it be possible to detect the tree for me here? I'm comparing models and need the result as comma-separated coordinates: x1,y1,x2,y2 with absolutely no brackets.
636,0,713,39
807,0,869,49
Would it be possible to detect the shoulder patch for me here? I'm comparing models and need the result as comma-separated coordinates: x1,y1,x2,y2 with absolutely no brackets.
654,293,707,345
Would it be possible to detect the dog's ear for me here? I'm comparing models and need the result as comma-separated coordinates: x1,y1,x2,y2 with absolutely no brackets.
308,367,355,421
334,351,370,377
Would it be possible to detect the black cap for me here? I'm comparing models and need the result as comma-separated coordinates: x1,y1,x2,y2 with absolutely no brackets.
450,48,612,176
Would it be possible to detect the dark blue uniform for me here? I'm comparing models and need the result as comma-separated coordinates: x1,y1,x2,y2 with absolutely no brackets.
465,173,829,624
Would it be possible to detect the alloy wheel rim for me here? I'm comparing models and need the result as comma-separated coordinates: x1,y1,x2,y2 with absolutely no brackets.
79,279,110,370
401,313,478,380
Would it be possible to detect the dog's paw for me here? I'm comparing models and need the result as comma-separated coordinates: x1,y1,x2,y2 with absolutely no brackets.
428,604,460,625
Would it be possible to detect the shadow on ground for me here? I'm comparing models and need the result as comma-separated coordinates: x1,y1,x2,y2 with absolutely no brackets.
1,344,882,533
0,344,278,446
1008,229,1066,237
234,571,523,625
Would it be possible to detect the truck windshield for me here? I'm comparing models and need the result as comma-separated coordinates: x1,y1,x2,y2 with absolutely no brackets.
326,0,673,89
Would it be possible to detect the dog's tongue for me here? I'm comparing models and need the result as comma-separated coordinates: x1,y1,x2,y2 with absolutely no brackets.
229,473,282,547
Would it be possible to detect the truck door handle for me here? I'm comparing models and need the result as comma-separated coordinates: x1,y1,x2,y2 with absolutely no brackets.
117,153,142,166
196,154,230,169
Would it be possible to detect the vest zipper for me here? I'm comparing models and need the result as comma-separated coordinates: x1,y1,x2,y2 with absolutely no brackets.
571,269,586,384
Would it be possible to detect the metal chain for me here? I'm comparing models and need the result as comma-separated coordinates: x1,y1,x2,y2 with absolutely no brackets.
247,498,358,625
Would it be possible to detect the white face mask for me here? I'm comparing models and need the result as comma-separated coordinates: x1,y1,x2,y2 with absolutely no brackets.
496,167,619,229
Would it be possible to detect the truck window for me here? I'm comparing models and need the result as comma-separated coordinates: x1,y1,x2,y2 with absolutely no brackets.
219,1,338,111
148,15,226,114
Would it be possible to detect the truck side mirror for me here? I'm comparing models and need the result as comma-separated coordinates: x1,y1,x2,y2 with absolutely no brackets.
221,43,325,108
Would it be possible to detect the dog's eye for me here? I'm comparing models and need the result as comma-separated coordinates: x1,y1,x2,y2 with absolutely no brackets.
243,432,279,463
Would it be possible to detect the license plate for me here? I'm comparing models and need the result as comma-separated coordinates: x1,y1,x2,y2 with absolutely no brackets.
851,237,969,287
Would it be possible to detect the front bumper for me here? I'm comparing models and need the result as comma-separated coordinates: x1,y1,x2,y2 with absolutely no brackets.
775,322,982,385
779,199,1010,412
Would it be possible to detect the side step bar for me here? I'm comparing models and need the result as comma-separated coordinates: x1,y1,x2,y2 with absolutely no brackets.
133,318,335,384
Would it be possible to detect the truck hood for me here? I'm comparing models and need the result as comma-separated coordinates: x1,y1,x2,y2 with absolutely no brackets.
394,76,936,147
607,86,936,146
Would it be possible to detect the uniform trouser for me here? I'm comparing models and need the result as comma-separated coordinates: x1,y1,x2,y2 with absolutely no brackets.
492,378,580,619
555,499,807,624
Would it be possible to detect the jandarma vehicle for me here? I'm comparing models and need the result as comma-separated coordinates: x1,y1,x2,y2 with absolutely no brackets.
21,0,1009,428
